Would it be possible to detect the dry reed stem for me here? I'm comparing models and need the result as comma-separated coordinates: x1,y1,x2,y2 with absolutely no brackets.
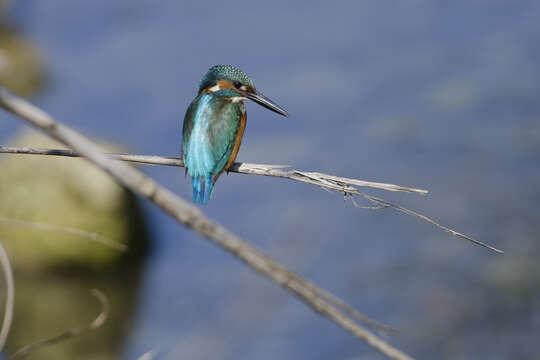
0,145,503,253
0,145,427,194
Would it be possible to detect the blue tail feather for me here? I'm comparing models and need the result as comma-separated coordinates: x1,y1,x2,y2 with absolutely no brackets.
191,175,214,205
202,175,213,204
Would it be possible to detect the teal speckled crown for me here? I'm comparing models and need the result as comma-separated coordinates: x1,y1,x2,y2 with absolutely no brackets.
199,65,256,92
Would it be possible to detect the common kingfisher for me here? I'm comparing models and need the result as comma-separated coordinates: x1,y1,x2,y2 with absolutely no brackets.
182,65,289,204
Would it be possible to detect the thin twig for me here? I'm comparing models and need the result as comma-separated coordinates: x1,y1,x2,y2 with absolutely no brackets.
0,218,127,252
9,289,109,360
0,88,413,359
0,239,14,351
354,192,503,254
0,145,503,253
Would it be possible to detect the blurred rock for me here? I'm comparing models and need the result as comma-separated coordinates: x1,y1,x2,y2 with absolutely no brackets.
0,129,150,271
0,24,44,96
0,129,151,359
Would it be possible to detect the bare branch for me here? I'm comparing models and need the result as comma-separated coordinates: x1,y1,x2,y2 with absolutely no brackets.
9,289,109,360
0,239,14,351
0,89,413,359
0,145,427,195
0,145,503,253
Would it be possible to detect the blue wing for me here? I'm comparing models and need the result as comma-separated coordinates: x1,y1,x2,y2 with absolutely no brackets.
182,93,244,204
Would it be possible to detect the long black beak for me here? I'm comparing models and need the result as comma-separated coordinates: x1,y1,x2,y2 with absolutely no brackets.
245,91,289,117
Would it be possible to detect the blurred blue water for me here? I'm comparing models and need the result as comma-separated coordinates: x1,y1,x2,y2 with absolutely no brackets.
2,1,540,359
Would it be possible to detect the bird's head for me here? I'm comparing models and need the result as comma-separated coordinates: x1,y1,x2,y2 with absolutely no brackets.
198,65,289,117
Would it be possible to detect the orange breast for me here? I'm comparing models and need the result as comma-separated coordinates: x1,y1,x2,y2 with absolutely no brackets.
223,103,246,173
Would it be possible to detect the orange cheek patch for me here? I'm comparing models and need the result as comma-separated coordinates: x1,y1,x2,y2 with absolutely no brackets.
200,79,238,94
217,79,235,90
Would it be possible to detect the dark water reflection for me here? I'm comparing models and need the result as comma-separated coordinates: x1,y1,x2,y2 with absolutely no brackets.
6,266,146,360
1,1,539,359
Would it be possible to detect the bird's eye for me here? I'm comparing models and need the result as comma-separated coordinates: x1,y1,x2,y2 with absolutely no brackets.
233,81,242,89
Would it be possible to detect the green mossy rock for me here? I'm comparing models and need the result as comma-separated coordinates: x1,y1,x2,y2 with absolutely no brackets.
0,25,44,96
0,130,150,271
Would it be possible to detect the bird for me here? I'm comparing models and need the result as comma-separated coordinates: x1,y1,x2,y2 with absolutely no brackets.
182,65,289,204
